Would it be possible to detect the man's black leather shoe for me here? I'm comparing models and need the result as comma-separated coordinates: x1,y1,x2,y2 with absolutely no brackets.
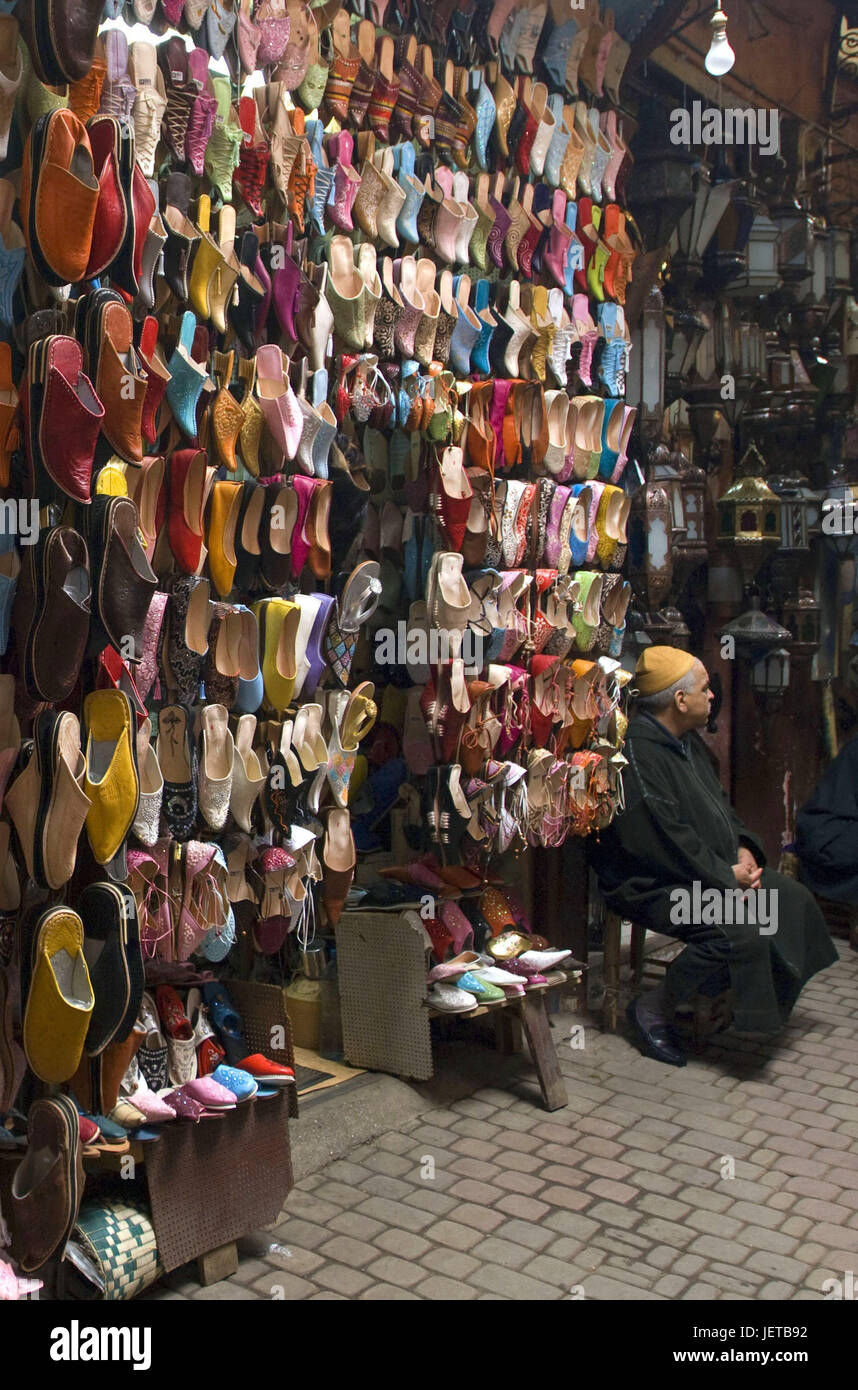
625,1000,687,1067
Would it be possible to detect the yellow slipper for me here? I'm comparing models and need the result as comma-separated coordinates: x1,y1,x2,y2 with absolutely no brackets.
23,908,93,1083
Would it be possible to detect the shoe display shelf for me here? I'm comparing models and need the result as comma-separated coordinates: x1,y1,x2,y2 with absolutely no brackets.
80,981,297,1283
334,909,583,1111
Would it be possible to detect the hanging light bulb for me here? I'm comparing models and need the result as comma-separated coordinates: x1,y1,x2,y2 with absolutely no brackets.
704,6,736,76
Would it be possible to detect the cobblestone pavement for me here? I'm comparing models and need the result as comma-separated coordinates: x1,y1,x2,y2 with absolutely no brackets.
163,944,858,1301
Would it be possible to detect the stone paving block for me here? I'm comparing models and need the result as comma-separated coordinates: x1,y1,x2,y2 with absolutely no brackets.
453,1137,501,1162
779,1216,812,1240
794,1243,832,1272
373,1228,432,1261
576,1116,624,1140
401,1187,459,1217
792,1197,854,1224
361,1174,417,1200
282,1192,344,1225
493,1170,548,1196
684,1209,744,1239
229,1259,270,1287
492,1192,550,1222
409,1124,463,1148
737,1224,803,1256
539,1163,589,1188
586,1178,639,1204
673,1254,707,1278
450,1155,503,1181
490,1216,556,1251
448,1178,499,1205
643,1244,684,1272
311,1179,371,1208
516,1252,594,1289
637,1193,692,1223
356,1196,436,1233
423,1219,484,1252
725,1200,785,1230
544,1209,601,1241
251,1271,317,1299
653,1273,688,1298
471,1236,535,1270
471,1263,565,1300
454,1098,499,1120
318,1234,379,1269
366,1255,427,1288
796,1219,858,1249
266,1245,326,1278
582,1272,667,1301
743,1250,811,1283
327,1210,387,1242
538,1184,594,1212
683,1282,728,1300
581,1156,634,1182
637,1216,694,1248
630,1170,684,1198
313,1264,375,1296
676,1187,734,1214
420,1246,482,1280
271,1217,331,1249
415,1275,480,1300
758,1280,799,1300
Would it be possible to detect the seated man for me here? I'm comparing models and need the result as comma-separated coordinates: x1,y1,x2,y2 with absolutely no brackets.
589,646,837,1066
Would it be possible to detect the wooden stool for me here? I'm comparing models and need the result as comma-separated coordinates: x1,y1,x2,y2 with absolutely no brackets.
600,911,731,1045
601,910,648,1032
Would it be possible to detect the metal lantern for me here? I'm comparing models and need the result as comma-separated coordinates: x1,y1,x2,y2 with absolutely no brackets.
772,200,815,284
783,587,821,659
629,474,674,610
725,208,781,297
628,286,667,443
721,593,793,697
627,147,698,253
679,453,709,561
703,181,755,288
826,227,853,294
767,471,822,552
651,442,687,539
670,162,738,284
717,445,782,584
666,309,709,400
751,647,791,696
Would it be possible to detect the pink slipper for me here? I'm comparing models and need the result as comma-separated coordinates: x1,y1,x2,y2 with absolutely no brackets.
428,950,482,983
179,1076,238,1110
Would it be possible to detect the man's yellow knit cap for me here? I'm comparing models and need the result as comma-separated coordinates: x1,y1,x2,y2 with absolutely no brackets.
635,645,697,696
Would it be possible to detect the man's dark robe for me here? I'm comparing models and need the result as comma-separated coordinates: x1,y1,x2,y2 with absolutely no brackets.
795,736,858,902
589,713,838,1034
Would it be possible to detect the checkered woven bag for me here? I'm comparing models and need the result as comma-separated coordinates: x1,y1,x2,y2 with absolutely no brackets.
70,1199,163,1301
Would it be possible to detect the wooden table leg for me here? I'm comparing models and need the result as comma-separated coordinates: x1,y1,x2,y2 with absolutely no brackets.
517,992,567,1112
197,1241,238,1286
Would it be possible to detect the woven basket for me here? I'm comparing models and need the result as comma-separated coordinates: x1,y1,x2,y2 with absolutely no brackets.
70,1198,163,1301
